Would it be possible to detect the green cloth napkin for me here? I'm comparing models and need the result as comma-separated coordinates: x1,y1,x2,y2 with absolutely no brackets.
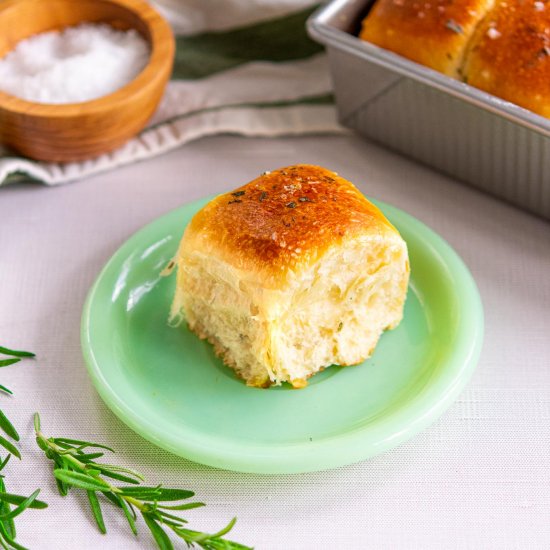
0,4,342,186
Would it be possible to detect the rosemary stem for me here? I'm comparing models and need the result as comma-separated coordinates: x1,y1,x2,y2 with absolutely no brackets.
38,430,152,511
121,495,146,510
36,432,87,471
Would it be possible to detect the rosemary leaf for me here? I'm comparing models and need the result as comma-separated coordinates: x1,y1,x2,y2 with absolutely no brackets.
96,470,141,485
0,456,10,472
75,452,105,462
0,348,34,359
155,510,188,525
53,438,115,453
0,491,41,521
0,412,19,442
0,494,47,510
142,513,174,550
87,491,107,534
157,502,206,511
0,438,20,461
53,470,110,492
91,463,145,482
120,487,195,501
102,491,122,509
0,477,15,540
193,517,237,542
0,360,20,369
118,496,138,536
0,522,28,550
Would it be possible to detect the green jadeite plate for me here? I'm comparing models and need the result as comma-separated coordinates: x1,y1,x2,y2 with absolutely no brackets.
82,197,483,474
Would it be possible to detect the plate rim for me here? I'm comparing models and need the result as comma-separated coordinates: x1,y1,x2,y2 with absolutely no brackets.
81,197,484,474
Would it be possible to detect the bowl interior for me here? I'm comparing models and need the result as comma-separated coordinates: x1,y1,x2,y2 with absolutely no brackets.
0,0,175,115
0,0,152,58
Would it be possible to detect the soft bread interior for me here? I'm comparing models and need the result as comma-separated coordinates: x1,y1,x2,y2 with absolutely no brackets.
272,233,408,384
171,232,409,388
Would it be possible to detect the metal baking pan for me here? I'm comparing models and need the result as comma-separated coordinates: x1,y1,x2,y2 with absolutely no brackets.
307,0,550,221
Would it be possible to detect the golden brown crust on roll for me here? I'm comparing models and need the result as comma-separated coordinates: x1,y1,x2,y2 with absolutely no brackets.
182,164,396,288
462,2,550,117
360,0,494,76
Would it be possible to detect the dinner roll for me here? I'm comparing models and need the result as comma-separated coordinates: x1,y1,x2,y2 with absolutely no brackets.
170,165,409,388
462,1,550,118
359,0,494,77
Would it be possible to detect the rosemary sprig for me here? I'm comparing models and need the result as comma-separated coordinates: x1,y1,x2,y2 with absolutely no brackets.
0,455,47,550
34,414,252,550
0,346,46,550
0,462,48,550
0,346,37,456
0,346,35,458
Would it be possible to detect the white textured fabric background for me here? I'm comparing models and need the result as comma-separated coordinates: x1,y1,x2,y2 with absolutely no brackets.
1,134,549,549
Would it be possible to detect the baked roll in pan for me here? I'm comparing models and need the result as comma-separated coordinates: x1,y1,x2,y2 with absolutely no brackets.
360,0,550,117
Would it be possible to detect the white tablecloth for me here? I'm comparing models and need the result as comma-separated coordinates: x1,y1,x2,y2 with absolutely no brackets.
1,134,549,549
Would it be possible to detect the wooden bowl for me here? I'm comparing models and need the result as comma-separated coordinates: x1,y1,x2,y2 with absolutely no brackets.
0,0,175,162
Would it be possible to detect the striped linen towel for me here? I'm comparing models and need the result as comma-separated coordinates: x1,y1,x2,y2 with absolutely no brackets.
0,2,343,187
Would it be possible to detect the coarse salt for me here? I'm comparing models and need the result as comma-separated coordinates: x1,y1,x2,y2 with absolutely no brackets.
534,1,545,11
487,27,502,39
0,23,150,104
